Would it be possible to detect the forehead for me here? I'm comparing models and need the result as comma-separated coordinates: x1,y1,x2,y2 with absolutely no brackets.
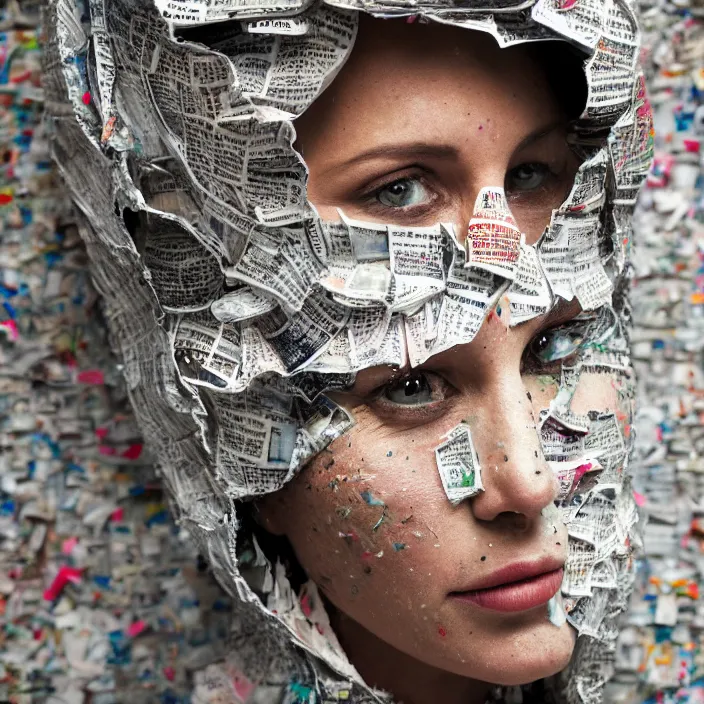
315,17,546,98
293,17,562,164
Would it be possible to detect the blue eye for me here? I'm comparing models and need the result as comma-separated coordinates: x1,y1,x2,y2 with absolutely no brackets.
530,327,583,364
376,178,432,208
384,372,434,405
507,163,550,192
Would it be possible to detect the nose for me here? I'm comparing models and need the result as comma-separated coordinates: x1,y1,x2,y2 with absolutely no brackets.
466,369,558,522
453,184,556,520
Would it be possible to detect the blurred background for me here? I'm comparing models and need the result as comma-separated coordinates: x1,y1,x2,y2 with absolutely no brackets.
0,1,702,702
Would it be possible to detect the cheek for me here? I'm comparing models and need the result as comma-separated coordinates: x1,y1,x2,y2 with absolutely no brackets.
308,202,341,222
525,368,629,419
513,203,560,247
276,410,456,613
524,374,560,412
571,370,627,416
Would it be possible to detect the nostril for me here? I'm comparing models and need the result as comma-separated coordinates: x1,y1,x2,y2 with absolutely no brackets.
497,512,530,532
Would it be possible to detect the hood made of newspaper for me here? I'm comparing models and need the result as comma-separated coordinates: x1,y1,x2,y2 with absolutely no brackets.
44,0,651,702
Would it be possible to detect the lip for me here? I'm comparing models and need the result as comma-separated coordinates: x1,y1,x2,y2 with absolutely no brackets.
449,559,564,613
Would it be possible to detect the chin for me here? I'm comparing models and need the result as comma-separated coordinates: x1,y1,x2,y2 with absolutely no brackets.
485,623,576,686
446,621,576,687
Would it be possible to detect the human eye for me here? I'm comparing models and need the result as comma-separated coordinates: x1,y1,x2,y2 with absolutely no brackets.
384,371,435,405
375,177,434,209
522,322,585,374
369,370,455,423
505,162,552,193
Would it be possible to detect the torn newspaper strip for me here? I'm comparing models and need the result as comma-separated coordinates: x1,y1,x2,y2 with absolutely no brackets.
435,423,485,506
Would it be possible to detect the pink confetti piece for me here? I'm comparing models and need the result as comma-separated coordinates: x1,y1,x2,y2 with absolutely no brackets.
61,537,79,555
76,369,105,385
684,139,701,153
0,319,18,341
127,620,147,638
43,566,82,601
121,443,143,460
300,591,313,618
231,671,256,699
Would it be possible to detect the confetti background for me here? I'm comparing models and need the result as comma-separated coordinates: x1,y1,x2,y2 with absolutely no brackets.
607,3,704,703
0,1,702,703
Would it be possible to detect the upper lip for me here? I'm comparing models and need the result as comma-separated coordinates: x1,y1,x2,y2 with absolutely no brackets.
451,557,565,594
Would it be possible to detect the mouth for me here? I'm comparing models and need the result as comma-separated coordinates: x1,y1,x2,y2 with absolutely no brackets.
449,559,564,613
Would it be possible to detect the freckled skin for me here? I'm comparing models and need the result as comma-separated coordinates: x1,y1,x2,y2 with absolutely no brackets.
258,15,628,704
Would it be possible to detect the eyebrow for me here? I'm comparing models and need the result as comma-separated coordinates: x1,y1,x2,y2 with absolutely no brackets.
513,119,566,153
331,143,460,171
317,120,566,176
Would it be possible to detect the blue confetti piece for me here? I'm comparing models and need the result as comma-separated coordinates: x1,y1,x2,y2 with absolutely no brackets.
3,301,16,319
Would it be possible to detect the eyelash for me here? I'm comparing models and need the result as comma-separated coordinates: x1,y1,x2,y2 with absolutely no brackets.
506,162,553,188
506,162,568,207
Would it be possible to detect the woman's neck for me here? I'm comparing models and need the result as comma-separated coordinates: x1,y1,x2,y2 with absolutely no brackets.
331,609,491,704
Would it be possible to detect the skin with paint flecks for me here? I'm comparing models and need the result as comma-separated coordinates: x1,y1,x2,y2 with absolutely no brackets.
534,375,559,395
258,15,629,704
261,353,614,702
360,490,385,506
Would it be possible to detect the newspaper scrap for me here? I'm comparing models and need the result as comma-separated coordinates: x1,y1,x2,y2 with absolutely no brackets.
466,186,524,280
549,592,568,628
211,286,279,323
550,458,604,505
434,423,484,506
505,240,553,325
246,17,310,34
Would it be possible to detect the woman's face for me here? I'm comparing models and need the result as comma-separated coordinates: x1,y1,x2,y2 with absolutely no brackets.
260,16,620,693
